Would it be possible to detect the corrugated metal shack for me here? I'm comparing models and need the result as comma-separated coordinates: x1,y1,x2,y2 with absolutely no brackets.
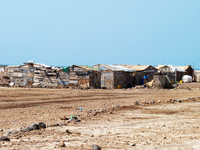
93,64,135,89
118,65,158,85
194,70,200,82
176,65,194,78
156,65,187,83
64,65,101,88
168,65,186,82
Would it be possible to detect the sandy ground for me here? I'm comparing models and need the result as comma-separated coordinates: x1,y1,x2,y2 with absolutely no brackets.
1,84,200,149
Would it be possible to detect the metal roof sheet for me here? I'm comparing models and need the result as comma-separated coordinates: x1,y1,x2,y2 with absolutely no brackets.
175,66,191,71
155,65,169,69
94,64,135,72
118,65,153,71
80,65,100,71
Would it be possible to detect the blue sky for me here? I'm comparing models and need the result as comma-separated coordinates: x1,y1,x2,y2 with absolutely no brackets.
0,1,199,68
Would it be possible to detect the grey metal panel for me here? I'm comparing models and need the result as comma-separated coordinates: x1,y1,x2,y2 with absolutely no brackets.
101,72,114,88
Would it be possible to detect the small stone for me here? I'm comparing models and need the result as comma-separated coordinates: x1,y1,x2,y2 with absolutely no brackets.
66,129,72,134
82,140,87,143
0,136,10,141
131,143,136,146
54,123,60,126
168,99,172,102
24,126,33,132
177,99,182,103
93,112,97,116
158,100,161,103
135,101,139,105
37,122,46,128
186,87,191,90
150,101,155,104
58,141,65,147
11,131,18,134
75,119,81,122
31,124,40,130
92,144,101,150
3,131,12,136
0,129,3,132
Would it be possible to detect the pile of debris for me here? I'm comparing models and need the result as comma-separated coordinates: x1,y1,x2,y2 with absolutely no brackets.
5,62,62,88
1,62,100,89
145,75,173,89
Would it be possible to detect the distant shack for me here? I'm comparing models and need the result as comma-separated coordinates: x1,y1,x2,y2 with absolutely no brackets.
63,65,101,88
93,64,135,89
4,63,101,89
118,65,158,85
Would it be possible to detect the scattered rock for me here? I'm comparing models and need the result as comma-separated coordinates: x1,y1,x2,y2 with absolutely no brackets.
59,116,69,120
0,136,10,141
82,140,88,143
92,144,101,150
0,129,3,132
3,131,12,136
66,129,72,135
158,100,161,103
188,97,196,101
150,101,155,104
75,119,81,122
24,126,33,132
186,87,191,90
11,131,18,134
37,122,46,128
54,123,60,126
168,99,172,102
93,112,98,116
58,141,65,147
31,124,40,130
177,99,182,103
135,101,139,105
131,143,136,146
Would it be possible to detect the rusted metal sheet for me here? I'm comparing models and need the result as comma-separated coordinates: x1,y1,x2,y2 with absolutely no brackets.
101,72,114,88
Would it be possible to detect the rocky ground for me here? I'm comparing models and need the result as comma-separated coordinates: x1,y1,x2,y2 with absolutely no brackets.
0,83,200,149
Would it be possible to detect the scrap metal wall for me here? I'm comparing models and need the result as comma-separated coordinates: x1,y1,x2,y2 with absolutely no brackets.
101,71,134,89
101,71,114,88
68,66,101,88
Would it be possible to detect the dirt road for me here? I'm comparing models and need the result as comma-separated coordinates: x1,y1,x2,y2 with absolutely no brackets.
0,86,200,149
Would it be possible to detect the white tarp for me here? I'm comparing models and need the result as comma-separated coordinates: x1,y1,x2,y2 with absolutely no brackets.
0,68,4,73
168,65,185,72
